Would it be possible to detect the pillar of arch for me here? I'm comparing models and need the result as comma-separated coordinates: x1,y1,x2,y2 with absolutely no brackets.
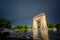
33,13,49,40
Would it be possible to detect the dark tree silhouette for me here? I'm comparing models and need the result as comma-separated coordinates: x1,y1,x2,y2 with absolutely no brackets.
56,23,60,33
0,18,11,29
47,23,55,28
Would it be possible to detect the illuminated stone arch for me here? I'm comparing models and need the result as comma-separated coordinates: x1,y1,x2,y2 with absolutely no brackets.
33,13,49,40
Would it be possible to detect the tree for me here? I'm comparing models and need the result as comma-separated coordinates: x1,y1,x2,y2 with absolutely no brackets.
56,23,60,32
38,26,40,28
24,25,28,32
24,25,28,30
13,26,21,32
47,23,54,28
0,18,11,29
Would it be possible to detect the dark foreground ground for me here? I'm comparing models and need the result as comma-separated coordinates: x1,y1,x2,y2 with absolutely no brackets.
0,32,60,40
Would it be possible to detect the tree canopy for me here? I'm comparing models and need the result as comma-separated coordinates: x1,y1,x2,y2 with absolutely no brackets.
12,25,28,32
56,23,60,28
0,18,11,29
47,23,55,28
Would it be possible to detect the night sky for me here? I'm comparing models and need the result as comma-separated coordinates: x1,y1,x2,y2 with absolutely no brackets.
0,0,60,26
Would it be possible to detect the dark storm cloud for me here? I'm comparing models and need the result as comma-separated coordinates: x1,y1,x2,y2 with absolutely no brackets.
0,0,60,26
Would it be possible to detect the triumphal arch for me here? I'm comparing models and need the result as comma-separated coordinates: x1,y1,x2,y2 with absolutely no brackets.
33,13,49,40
